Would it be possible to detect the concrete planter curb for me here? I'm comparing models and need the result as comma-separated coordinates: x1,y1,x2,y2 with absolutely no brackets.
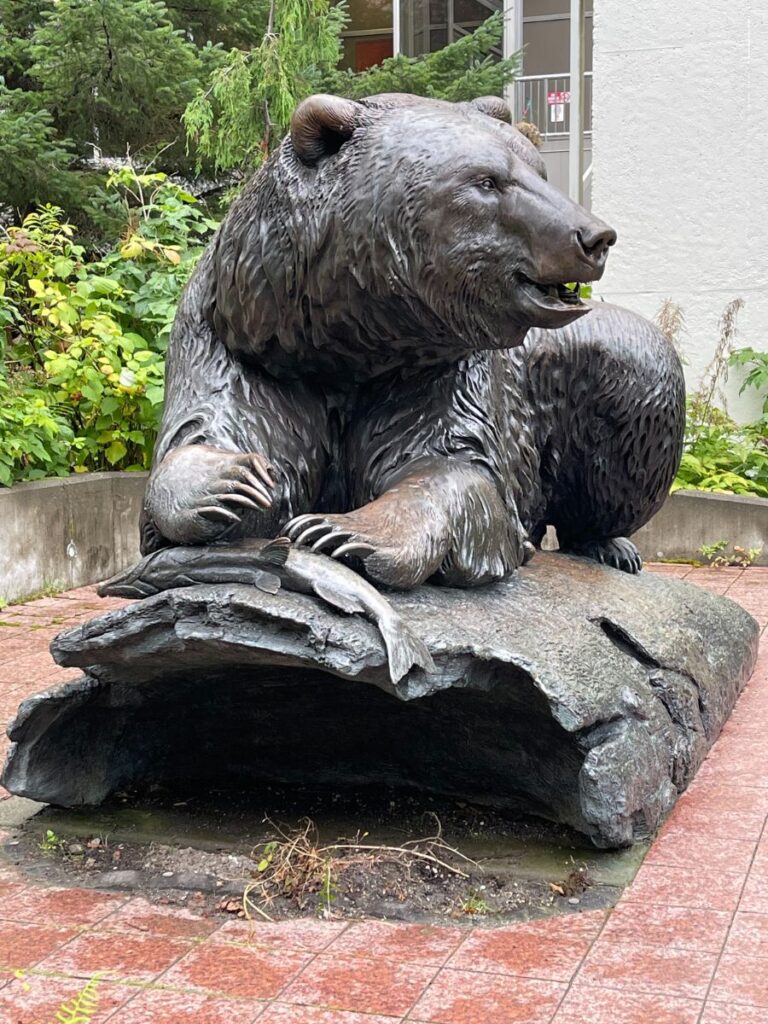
0,472,147,604
0,477,765,604
633,489,768,567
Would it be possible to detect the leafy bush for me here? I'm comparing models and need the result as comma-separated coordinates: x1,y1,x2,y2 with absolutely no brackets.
0,178,216,485
730,346,768,423
663,299,768,499
673,401,768,498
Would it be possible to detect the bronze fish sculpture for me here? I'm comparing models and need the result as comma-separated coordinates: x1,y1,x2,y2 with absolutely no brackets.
99,537,435,684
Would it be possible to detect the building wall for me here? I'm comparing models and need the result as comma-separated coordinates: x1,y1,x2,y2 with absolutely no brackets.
590,1,768,420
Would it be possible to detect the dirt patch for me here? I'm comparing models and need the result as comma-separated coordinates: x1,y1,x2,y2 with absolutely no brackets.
2,783,646,926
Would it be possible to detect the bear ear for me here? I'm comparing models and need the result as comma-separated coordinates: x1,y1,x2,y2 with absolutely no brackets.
291,94,362,165
469,96,513,124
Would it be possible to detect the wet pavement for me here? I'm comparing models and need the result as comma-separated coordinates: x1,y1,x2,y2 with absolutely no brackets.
0,564,765,1022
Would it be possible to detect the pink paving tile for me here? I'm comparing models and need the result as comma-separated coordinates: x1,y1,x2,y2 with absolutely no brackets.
446,912,603,982
552,982,702,1024
622,863,745,911
675,782,768,816
699,1003,768,1023
0,920,77,971
684,580,732,595
724,911,768,958
0,655,57,685
0,882,27,901
58,586,108,601
643,826,757,875
161,943,311,999
726,599,768,628
0,862,24,885
712,723,768,757
260,1006,401,1024
107,987,264,1023
708,952,768,1007
696,747,768,789
102,896,219,939
0,974,134,1024
739,874,768,914
39,929,192,983
0,884,126,927
211,917,347,952
279,953,436,1017
408,968,565,1024
645,564,693,578
737,851,768,917
600,903,731,953
578,941,717,999
327,920,464,966
755,834,768,871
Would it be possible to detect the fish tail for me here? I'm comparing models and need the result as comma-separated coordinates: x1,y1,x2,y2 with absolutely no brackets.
97,561,158,599
378,612,436,684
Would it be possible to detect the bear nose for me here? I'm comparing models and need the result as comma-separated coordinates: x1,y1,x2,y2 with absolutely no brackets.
574,223,617,268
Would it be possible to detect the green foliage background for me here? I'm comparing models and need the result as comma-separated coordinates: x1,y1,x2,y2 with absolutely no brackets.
0,0,764,495
0,177,215,483
0,0,521,484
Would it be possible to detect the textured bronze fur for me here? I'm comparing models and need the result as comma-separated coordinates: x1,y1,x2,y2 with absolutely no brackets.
141,93,684,586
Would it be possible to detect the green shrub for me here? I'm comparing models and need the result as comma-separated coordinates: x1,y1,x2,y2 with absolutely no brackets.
673,401,768,499
730,346,768,423
0,176,217,484
661,298,768,500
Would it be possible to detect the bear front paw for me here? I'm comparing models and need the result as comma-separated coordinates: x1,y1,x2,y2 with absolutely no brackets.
147,445,276,545
282,512,436,589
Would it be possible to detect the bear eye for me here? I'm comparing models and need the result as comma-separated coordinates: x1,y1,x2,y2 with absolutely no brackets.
478,176,498,192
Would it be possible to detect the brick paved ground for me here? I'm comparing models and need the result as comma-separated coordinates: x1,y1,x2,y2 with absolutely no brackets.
0,565,766,1023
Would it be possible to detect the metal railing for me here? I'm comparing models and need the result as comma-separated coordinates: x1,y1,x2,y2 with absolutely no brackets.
514,72,592,140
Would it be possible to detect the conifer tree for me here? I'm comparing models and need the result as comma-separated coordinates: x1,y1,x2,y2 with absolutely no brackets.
328,13,518,103
183,0,345,172
29,0,203,157
184,6,519,173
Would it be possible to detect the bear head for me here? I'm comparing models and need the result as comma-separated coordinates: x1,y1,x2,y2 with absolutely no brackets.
211,93,616,381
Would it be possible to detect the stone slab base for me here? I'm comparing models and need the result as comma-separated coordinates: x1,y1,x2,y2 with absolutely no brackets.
2,554,759,848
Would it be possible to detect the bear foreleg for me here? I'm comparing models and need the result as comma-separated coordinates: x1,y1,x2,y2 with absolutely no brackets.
143,444,276,548
285,456,529,589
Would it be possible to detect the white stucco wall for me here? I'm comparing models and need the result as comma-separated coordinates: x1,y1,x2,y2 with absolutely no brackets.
590,1,767,421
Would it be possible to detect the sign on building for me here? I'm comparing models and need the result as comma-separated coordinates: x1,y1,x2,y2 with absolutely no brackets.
547,90,571,124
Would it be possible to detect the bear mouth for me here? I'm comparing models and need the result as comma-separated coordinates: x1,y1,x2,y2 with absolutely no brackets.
514,273,589,327
518,274,583,307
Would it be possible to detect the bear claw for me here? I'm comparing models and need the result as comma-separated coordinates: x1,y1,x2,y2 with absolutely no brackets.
283,514,378,563
293,523,334,546
565,536,643,575
311,531,353,552
284,514,325,539
331,541,376,559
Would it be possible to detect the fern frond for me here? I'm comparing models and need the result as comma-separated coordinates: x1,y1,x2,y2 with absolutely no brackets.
53,974,101,1024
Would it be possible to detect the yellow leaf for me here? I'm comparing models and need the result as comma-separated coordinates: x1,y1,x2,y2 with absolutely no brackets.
120,238,144,259
162,247,181,266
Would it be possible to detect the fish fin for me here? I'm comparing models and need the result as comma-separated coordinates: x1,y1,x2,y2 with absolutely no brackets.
312,580,365,616
254,571,282,595
260,537,291,567
378,615,436,684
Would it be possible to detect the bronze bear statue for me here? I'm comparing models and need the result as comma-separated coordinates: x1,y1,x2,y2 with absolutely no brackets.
141,92,685,587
